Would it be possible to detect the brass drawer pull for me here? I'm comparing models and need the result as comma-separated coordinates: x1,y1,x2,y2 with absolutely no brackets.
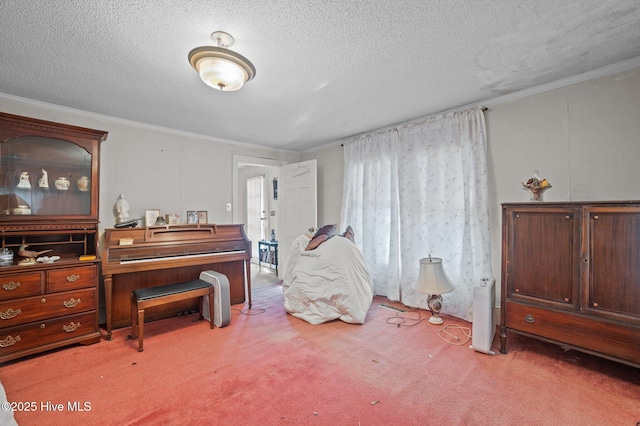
63,322,81,333
0,335,21,348
66,274,81,283
63,298,81,308
2,281,20,291
40,324,45,329
0,308,22,320
524,314,535,324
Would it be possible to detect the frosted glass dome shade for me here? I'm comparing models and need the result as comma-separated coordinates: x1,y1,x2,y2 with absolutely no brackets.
188,46,256,91
198,57,246,91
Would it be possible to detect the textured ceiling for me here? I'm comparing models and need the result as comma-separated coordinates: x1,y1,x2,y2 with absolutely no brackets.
1,1,639,152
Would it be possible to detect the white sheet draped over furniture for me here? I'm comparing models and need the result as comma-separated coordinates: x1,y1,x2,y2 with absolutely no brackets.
283,235,374,324
0,380,18,426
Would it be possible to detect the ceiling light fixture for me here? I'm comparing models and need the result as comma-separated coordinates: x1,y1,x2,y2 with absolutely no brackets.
188,31,256,91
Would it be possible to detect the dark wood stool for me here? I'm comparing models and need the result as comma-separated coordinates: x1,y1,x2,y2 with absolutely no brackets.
130,279,215,352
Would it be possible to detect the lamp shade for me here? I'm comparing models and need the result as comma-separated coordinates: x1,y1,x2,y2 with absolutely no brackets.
413,257,455,295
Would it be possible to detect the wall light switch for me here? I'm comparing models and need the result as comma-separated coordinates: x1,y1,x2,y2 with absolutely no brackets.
226,203,232,212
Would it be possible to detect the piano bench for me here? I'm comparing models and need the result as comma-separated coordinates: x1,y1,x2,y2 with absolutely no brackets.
130,279,215,352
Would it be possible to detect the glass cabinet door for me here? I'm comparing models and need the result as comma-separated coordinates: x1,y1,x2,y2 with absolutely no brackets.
0,112,106,222
0,136,93,217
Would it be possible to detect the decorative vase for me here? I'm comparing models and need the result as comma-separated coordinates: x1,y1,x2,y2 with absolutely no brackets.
529,189,545,202
77,176,89,192
0,248,13,265
522,170,551,202
55,177,70,190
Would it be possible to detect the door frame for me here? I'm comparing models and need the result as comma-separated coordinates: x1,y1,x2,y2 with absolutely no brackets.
232,155,285,224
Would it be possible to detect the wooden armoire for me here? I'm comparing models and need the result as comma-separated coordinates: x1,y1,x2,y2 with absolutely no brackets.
500,201,640,367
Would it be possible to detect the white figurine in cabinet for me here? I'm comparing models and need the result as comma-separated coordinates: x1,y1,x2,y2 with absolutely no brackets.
38,169,49,188
17,171,31,188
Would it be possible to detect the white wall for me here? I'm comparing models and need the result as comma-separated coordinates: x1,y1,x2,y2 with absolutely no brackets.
487,67,640,300
300,143,344,228
309,66,640,311
0,95,299,247
3,65,638,300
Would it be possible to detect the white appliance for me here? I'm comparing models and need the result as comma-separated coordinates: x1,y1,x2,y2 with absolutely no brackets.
471,278,496,355
199,270,231,327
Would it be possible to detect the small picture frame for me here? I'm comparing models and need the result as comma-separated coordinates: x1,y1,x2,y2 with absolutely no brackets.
197,211,208,224
187,210,197,224
145,209,160,227
165,213,180,225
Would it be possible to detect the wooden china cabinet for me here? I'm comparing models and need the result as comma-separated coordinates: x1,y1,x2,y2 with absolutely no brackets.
500,201,640,367
0,112,107,363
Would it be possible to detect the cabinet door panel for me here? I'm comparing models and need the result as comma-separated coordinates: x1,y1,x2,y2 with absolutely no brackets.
510,210,576,304
589,210,640,318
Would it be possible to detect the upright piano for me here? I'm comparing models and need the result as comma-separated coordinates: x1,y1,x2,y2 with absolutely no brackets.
102,224,251,339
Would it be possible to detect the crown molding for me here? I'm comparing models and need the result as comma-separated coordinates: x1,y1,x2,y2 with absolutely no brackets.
0,92,298,155
482,56,640,108
327,57,640,153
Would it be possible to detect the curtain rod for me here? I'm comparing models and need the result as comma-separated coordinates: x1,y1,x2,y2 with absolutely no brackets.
340,106,488,147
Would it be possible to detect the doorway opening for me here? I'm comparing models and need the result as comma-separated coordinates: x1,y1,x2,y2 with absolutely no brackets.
245,174,266,261
233,155,283,284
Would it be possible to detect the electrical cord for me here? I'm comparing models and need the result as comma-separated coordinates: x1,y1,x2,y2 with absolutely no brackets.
385,308,428,327
385,308,472,346
233,306,266,315
437,324,472,346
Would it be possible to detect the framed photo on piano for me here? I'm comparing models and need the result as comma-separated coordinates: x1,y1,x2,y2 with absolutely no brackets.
197,210,208,224
145,209,160,227
187,210,197,224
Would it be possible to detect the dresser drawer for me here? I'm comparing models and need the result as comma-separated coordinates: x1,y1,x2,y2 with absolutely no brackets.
505,302,640,364
47,265,96,292
0,288,96,327
0,272,42,300
0,312,97,356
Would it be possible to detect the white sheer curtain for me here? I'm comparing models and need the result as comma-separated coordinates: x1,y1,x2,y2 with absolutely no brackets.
340,107,492,321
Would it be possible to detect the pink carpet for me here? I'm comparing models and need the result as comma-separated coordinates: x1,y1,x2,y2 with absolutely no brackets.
1,283,638,425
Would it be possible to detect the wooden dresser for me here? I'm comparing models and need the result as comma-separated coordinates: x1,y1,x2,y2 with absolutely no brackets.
500,201,640,367
0,262,99,362
0,113,107,363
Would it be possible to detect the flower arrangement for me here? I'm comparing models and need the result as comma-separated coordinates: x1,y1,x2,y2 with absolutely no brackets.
522,171,551,201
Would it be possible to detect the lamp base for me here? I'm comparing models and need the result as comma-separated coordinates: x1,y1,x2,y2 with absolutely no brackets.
428,315,444,325
427,294,444,325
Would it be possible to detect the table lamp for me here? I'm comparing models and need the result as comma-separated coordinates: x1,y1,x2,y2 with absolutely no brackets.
413,257,455,324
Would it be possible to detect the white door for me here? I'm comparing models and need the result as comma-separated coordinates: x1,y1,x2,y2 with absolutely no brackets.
246,175,265,262
278,159,317,279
